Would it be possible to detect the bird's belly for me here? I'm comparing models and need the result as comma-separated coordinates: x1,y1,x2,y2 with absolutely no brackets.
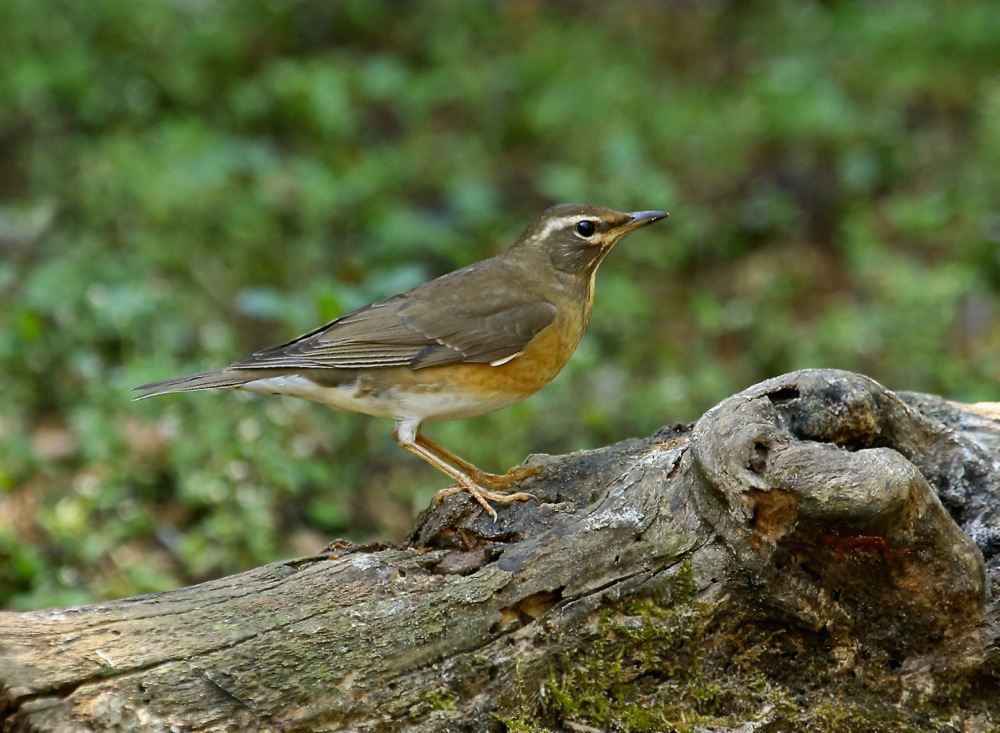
237,373,521,421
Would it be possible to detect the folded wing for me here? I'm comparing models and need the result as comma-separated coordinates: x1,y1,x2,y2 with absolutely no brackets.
233,262,557,372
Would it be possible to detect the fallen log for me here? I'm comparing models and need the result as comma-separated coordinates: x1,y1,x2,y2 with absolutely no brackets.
2,369,998,732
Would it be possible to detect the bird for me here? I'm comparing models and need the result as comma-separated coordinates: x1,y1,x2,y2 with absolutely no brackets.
134,203,668,519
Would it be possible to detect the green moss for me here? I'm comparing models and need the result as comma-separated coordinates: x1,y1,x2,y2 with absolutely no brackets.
554,568,725,730
491,716,555,733
791,703,902,733
501,560,726,732
426,690,457,712
497,560,975,732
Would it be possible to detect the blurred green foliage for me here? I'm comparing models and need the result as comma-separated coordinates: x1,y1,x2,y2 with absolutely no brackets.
2,0,999,609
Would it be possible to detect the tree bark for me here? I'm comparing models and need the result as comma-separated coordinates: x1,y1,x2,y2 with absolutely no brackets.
2,369,998,732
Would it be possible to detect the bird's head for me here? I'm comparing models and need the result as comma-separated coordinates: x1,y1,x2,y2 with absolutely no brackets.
512,203,668,276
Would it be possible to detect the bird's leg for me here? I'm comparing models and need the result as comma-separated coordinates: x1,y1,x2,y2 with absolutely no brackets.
413,433,541,490
392,421,534,521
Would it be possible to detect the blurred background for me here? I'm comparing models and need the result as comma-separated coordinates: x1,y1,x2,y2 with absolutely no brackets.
2,0,999,609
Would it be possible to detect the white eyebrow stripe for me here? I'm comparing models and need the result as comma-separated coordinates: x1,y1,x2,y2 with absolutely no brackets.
534,215,594,240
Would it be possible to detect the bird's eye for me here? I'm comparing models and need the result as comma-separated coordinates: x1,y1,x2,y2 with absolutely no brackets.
576,220,596,237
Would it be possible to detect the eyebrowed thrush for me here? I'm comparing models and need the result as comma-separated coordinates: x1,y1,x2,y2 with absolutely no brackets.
134,204,667,518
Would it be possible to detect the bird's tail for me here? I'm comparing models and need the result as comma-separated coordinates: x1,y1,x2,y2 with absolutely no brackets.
132,369,249,400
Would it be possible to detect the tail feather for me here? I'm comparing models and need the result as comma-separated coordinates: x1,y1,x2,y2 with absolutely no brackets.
132,369,249,400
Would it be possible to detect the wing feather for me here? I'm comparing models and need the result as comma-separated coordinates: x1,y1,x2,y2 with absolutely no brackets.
231,261,557,372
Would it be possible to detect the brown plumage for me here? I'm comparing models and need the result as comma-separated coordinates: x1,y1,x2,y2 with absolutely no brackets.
135,203,667,518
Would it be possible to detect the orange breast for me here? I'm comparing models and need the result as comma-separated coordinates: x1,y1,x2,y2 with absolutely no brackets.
395,305,589,421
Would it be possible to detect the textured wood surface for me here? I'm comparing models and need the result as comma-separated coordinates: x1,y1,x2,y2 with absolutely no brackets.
2,370,998,732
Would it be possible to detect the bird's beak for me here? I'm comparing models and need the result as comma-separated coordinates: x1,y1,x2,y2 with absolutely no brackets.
620,210,669,233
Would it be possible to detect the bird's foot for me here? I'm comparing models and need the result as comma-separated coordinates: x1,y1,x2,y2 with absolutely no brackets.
433,479,535,522
468,465,542,490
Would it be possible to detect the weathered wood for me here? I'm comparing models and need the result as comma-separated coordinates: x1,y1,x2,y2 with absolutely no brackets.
2,370,998,732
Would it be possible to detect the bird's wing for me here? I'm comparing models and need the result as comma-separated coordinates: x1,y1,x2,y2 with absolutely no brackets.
232,263,557,372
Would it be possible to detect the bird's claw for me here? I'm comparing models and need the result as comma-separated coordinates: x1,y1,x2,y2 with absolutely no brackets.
433,482,535,522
